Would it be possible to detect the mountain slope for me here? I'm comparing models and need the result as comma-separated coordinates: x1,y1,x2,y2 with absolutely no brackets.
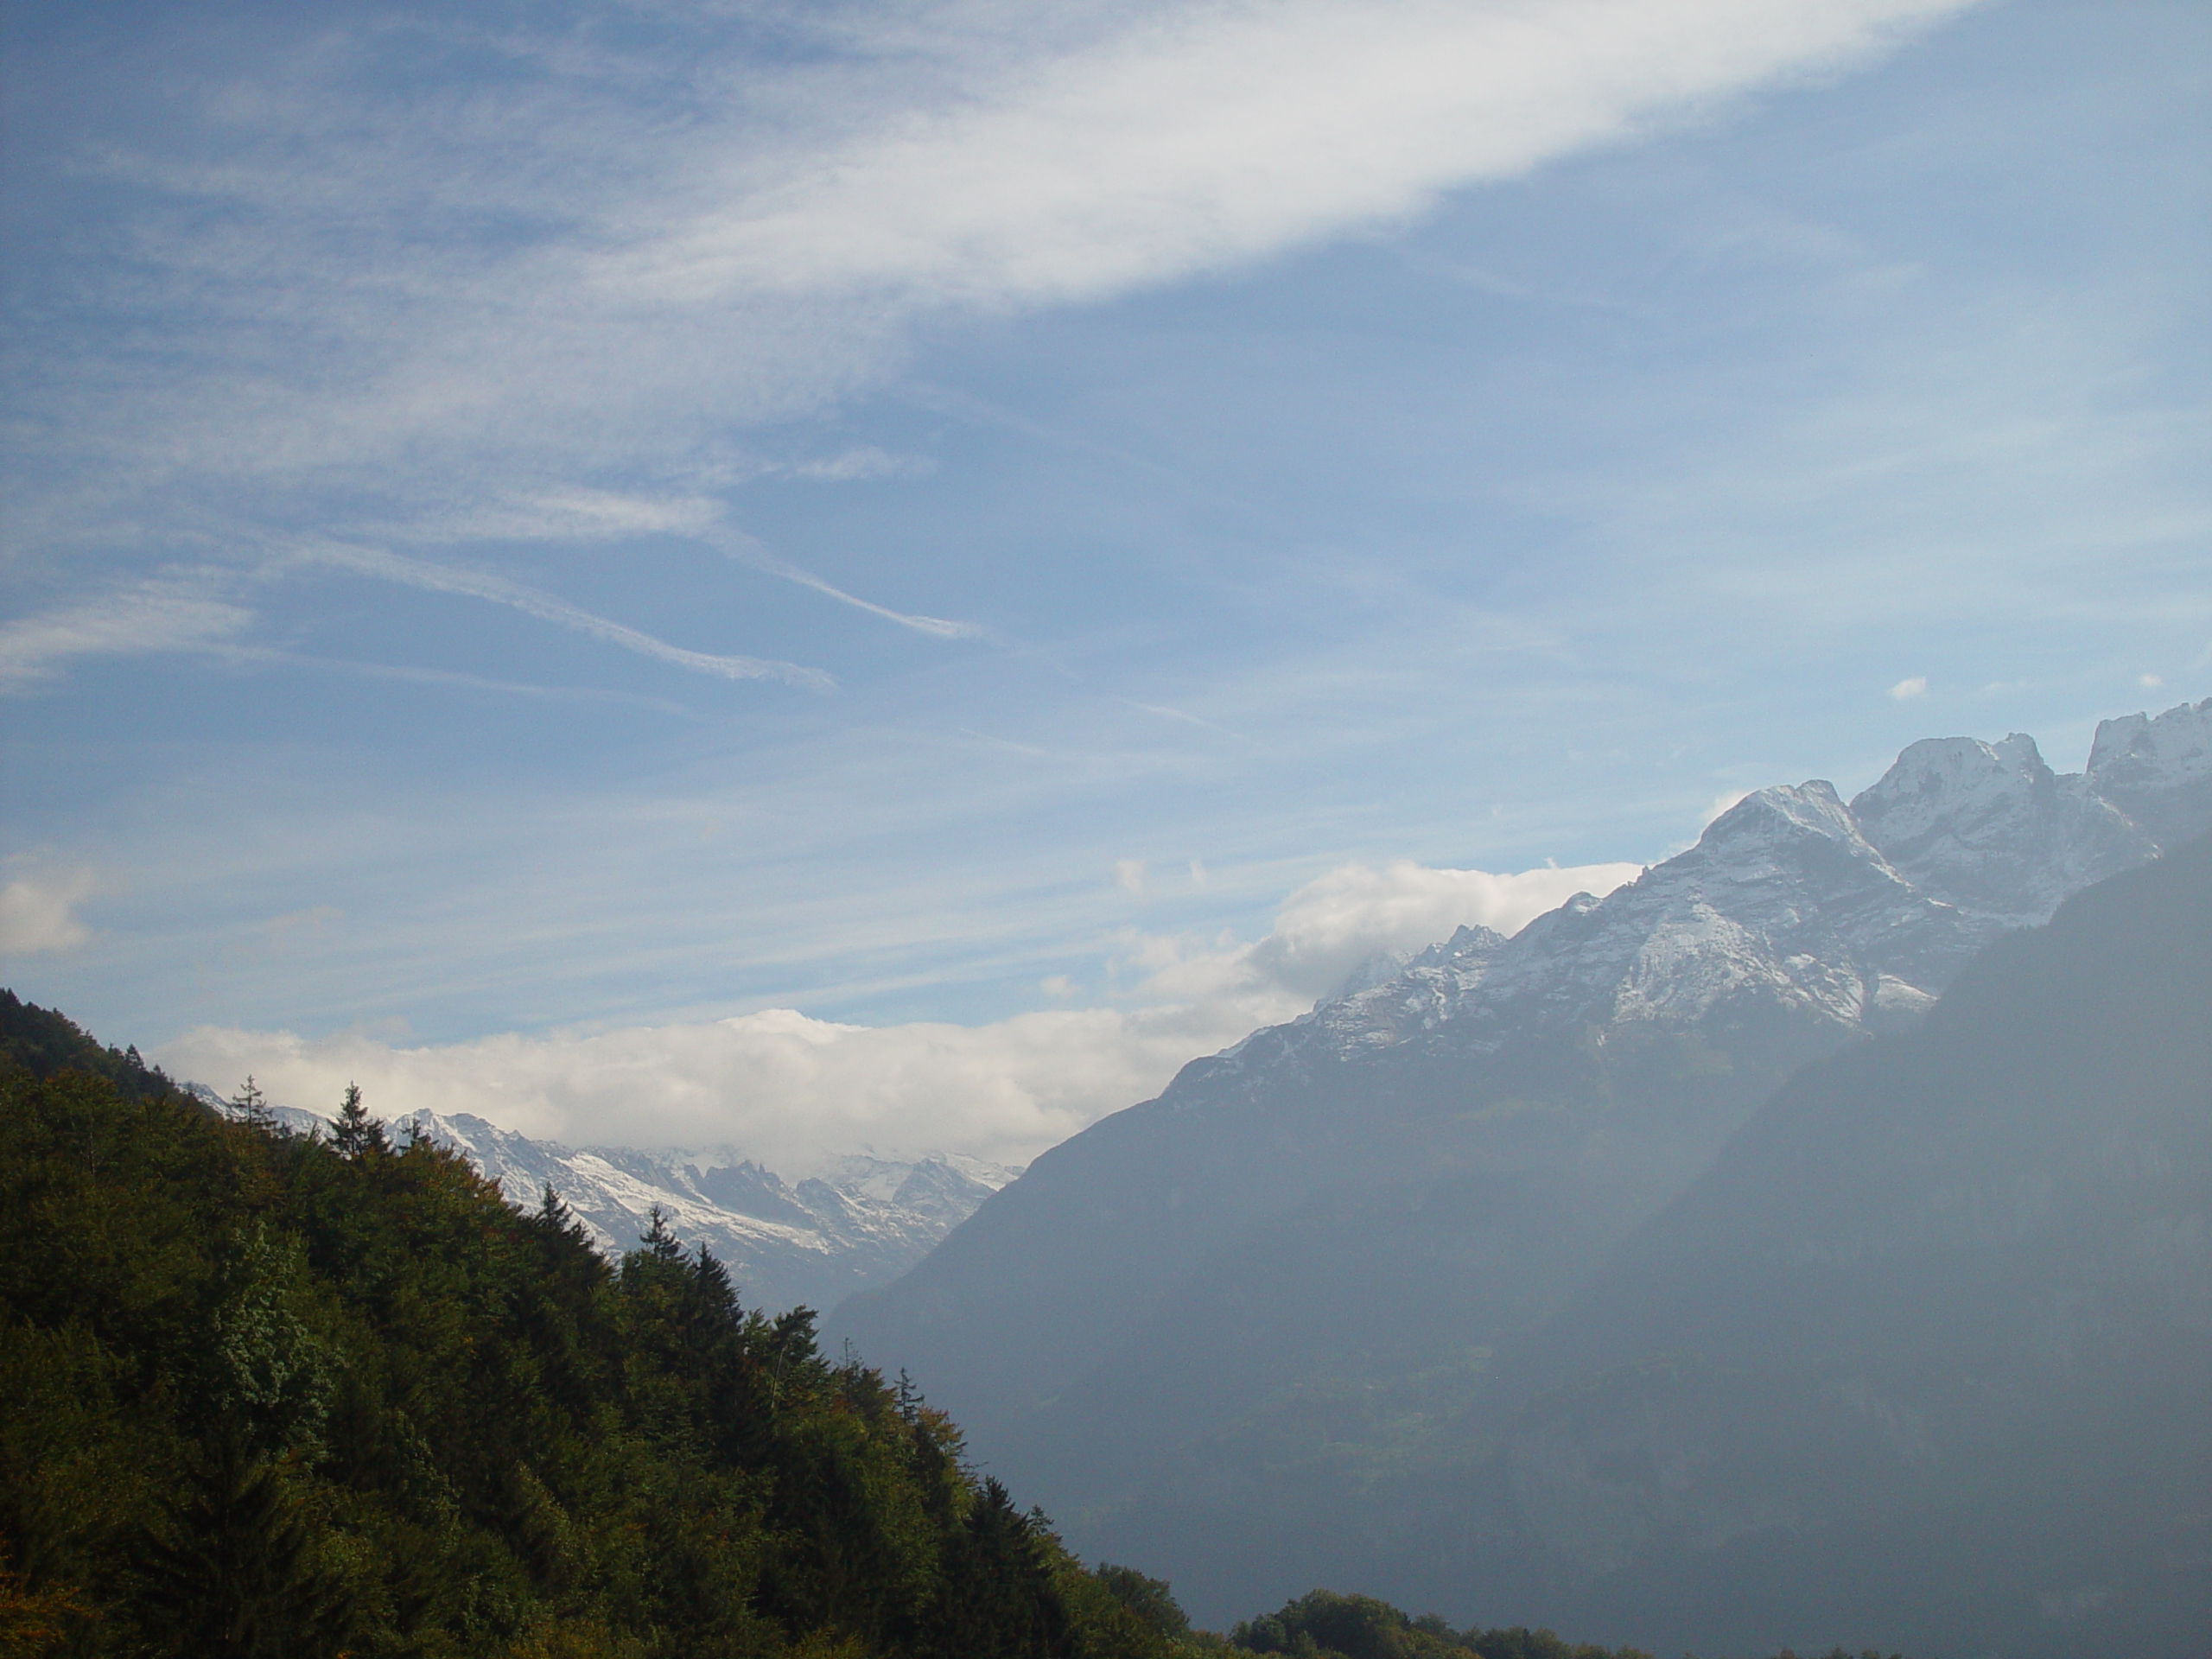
830,699,2212,1620
1427,828,2212,1656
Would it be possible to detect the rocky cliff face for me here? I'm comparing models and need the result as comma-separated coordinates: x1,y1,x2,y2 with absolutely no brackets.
829,698,2212,1627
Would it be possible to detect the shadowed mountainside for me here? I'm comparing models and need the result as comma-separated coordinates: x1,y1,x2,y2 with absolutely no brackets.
830,702,2212,1634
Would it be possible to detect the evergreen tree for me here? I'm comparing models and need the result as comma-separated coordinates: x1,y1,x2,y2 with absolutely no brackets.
228,1076,274,1133
925,1478,1071,1659
330,1082,387,1159
135,1436,354,1658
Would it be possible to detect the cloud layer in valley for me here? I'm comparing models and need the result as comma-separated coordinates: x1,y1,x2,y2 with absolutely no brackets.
156,855,1637,1173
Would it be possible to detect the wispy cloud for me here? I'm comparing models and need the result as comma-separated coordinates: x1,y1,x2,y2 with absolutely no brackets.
0,575,252,690
226,646,700,715
3,0,1982,693
289,542,836,689
712,533,990,641
620,0,1981,317
12,0,1981,518
1890,675,1929,700
378,489,988,640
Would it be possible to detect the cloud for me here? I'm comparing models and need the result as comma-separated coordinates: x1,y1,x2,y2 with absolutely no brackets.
4,0,1981,683
629,0,1978,319
1889,675,1929,700
159,1001,1255,1178
156,855,1641,1170
292,542,836,689
776,448,935,483
395,488,728,545
15,0,1980,518
711,534,989,640
1132,856,1644,1003
0,576,253,690
0,867,100,955
385,493,986,640
1115,858,1148,893
1704,789,1754,826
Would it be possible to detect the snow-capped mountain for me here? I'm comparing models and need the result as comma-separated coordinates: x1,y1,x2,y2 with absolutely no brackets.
1226,698,2207,1086
193,1084,1018,1314
402,1114,1021,1315
829,698,2212,1622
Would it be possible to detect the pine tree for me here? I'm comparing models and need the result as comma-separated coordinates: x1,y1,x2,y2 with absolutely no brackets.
926,1478,1072,1659
135,1436,354,1658
331,1082,387,1159
229,1076,274,1133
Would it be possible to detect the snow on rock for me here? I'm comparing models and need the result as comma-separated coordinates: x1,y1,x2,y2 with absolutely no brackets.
1851,733,2145,924
2085,696,2212,852
1197,700,2212,1086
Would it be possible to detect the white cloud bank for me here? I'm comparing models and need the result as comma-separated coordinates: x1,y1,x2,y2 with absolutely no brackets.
156,855,1638,1173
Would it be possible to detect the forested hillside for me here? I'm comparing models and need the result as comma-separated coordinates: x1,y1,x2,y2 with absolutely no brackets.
0,1000,1202,1659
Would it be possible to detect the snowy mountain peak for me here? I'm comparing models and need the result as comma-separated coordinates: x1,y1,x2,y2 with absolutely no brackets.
1260,701,2211,1077
2087,696,2212,782
1853,732,2055,841
2085,696,2212,850
1701,779,1862,850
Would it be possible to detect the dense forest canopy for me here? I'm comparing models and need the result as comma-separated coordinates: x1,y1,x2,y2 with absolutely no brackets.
0,992,1873,1659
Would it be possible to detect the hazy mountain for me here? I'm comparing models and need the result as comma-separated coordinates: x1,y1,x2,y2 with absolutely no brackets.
192,1088,1017,1314
828,698,2212,1627
1408,825,2211,1656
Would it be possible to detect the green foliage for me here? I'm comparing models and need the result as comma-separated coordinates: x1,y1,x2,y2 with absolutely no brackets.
1225,1594,1914,1659
1229,1591,1651,1659
0,1000,1217,1659
0,988,184,1104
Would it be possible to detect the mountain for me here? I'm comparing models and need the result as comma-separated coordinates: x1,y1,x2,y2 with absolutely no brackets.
1416,825,2212,1657
828,698,2212,1625
190,1087,1017,1315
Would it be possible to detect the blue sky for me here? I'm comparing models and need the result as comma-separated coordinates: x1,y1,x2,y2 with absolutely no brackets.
2,0,2205,1168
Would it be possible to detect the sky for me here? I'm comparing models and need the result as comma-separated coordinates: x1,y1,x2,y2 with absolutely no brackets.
2,0,2206,1173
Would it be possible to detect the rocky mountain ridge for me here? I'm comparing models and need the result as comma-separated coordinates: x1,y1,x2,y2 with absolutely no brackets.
1272,697,2205,1077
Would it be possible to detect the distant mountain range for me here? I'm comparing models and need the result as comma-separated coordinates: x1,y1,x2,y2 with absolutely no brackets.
829,696,2212,1654
192,1088,1018,1315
